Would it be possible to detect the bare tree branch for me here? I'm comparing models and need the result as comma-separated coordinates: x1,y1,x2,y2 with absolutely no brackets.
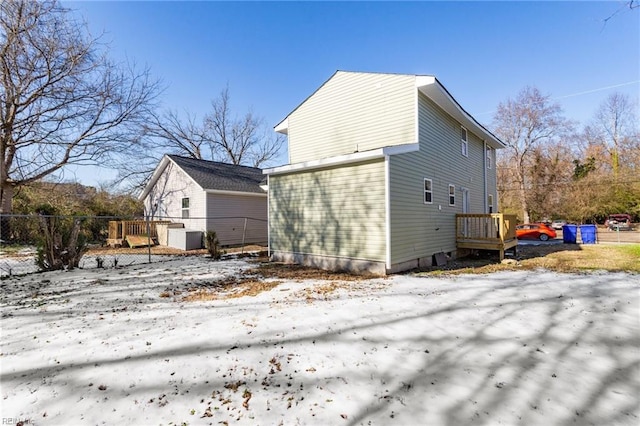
492,86,573,223
583,93,638,178
602,0,638,29
138,85,284,174
1,0,161,213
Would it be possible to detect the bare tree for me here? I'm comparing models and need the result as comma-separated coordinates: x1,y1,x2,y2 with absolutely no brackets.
111,109,209,193
145,109,208,160
140,86,284,171
583,93,638,178
577,93,640,218
492,86,573,223
117,86,285,194
525,145,569,222
203,86,284,167
0,0,160,213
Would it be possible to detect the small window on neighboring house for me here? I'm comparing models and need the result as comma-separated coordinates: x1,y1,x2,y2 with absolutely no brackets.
424,179,433,204
181,197,190,219
488,194,494,213
449,184,456,206
461,127,468,157
486,146,492,169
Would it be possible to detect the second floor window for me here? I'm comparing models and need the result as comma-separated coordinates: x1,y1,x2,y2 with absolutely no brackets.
181,197,190,219
424,178,433,204
461,127,468,157
486,146,492,169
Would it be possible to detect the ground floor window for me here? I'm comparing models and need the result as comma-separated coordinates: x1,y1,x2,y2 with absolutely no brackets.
181,197,190,218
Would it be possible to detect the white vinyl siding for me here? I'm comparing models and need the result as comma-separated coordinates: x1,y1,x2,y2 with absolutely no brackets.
269,159,386,262
143,161,205,231
206,193,267,246
388,92,489,265
287,72,416,164
142,160,267,245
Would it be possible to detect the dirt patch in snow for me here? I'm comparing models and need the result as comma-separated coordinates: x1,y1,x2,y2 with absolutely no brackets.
180,278,283,301
247,260,380,281
177,260,389,302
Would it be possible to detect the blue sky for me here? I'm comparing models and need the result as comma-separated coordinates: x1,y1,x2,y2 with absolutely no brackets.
62,0,639,186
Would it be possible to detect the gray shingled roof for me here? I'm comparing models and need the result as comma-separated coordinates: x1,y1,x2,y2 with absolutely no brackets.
168,155,265,194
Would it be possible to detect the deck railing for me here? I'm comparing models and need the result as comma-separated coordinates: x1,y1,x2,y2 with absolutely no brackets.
108,220,172,241
455,213,518,259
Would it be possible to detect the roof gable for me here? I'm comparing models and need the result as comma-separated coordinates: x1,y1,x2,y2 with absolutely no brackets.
139,155,265,200
275,70,504,149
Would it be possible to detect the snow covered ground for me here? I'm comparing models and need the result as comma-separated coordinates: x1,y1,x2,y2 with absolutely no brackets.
1,257,638,426
0,249,177,277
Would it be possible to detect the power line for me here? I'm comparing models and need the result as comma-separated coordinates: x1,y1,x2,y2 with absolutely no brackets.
553,80,640,100
497,178,640,192
476,80,640,117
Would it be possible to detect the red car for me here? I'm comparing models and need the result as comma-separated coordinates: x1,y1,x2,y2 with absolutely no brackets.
516,223,557,241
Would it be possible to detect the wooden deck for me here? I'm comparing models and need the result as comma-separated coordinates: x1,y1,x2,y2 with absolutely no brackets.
456,213,518,260
107,220,172,247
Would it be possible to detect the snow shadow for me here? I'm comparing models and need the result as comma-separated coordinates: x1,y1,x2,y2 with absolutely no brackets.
1,260,638,425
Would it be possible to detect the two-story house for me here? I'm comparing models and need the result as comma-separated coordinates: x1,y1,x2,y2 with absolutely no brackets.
264,71,507,274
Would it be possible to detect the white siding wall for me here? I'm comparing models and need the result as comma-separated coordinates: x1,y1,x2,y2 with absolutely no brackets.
206,193,267,246
388,92,490,264
269,159,386,262
143,162,206,232
287,72,416,164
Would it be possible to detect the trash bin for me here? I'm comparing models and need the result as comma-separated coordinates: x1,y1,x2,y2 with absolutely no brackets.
579,224,597,244
562,224,577,244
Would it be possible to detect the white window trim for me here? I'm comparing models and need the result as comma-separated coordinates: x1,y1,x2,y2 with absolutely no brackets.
488,194,494,213
486,146,492,169
181,197,190,219
424,178,433,204
449,184,456,206
461,126,468,157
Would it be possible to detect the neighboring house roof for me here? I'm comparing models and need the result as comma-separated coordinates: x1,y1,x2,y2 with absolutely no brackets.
274,70,505,149
139,155,265,200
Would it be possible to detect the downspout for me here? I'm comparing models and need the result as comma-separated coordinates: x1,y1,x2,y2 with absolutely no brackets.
483,141,488,213
385,155,391,272
203,189,208,234
267,174,271,258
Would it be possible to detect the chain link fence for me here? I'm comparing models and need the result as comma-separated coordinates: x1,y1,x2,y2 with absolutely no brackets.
0,214,267,277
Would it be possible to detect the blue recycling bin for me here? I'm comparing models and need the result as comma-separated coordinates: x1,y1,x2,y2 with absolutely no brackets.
562,224,577,244
579,224,597,244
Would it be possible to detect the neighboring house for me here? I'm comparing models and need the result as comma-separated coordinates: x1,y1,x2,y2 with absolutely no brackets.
139,155,267,246
263,71,506,275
